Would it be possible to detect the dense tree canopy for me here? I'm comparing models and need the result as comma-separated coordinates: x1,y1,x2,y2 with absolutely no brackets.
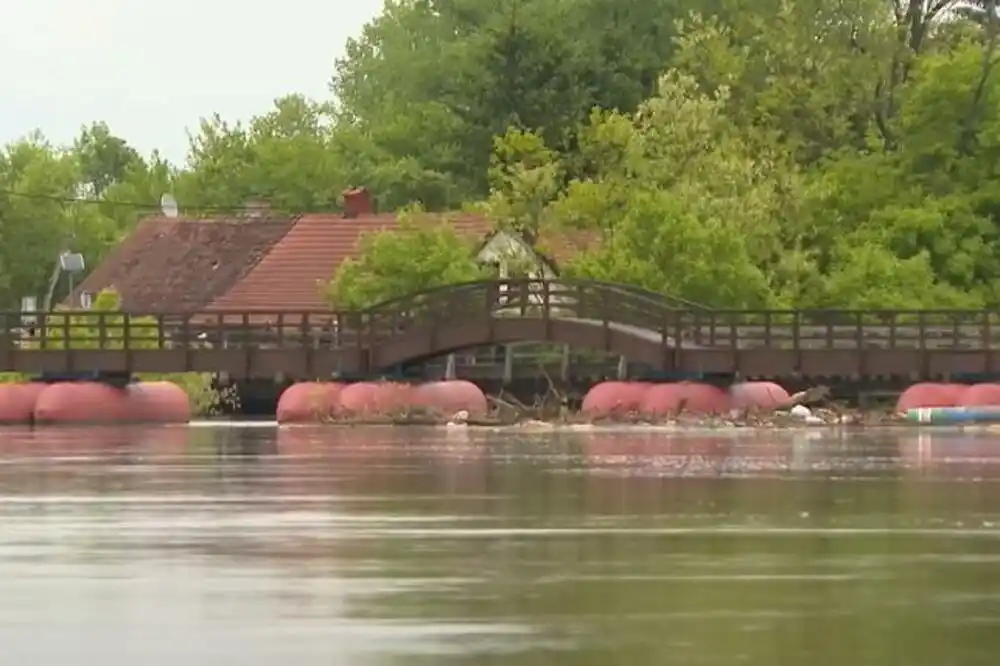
3,0,1000,309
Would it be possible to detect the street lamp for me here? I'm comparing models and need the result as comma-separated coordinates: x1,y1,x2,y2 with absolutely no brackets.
41,250,86,310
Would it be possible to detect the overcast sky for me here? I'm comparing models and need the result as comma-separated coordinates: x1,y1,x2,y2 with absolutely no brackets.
0,0,382,164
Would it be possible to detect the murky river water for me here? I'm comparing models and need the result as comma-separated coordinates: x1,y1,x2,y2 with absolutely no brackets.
1,424,999,665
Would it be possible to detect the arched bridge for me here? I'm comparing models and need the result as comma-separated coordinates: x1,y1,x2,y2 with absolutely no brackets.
4,279,1000,379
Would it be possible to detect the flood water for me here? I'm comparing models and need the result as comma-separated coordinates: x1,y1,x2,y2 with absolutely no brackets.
1,425,1000,665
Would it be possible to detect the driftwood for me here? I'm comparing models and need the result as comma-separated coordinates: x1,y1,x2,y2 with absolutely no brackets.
787,385,831,406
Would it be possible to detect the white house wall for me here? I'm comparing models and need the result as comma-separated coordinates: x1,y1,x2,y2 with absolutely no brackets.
475,231,573,315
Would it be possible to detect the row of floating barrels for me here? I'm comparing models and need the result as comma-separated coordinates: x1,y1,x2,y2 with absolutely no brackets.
581,381,792,417
0,381,192,424
896,383,1000,411
277,380,489,422
7,378,999,425
583,381,1000,416
278,379,792,421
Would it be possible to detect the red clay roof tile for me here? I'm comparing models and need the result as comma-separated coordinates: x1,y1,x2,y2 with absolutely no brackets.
67,215,294,312
76,209,592,321
204,212,496,312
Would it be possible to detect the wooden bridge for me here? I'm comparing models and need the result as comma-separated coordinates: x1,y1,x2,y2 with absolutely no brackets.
3,278,1000,380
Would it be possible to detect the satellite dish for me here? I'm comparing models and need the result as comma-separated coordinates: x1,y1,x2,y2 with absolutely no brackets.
160,193,179,218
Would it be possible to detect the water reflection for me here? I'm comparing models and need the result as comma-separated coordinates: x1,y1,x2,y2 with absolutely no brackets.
0,425,999,665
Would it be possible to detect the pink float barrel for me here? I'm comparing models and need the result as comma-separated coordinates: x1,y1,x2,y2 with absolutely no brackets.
126,381,192,423
581,381,650,417
729,382,791,411
895,382,963,412
276,382,344,423
413,380,488,417
640,382,731,416
0,383,47,424
33,382,131,424
338,381,413,417
956,383,1000,407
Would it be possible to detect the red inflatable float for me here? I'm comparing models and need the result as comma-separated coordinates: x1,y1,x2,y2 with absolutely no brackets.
412,380,488,417
276,382,344,423
0,382,47,424
895,382,963,412
581,381,650,417
338,381,413,416
956,383,1000,407
126,381,192,423
729,382,791,411
33,382,132,424
639,382,731,416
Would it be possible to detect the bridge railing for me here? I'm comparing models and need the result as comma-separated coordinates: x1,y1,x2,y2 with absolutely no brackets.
4,294,1000,353
677,310,1000,349
1,311,361,352
360,278,691,342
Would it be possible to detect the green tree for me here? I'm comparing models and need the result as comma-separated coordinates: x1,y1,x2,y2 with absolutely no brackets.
74,121,143,197
331,0,706,206
482,127,562,242
535,70,794,306
175,95,347,214
0,135,118,309
326,208,492,308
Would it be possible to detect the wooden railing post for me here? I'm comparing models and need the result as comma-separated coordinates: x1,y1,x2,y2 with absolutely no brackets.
242,313,251,378
156,314,166,349
62,313,72,371
123,314,132,374
122,313,130,351
985,310,992,350
0,312,11,370
542,280,551,339
601,287,611,351
216,313,225,349
918,311,927,378
673,310,684,359
661,309,670,371
99,313,108,349
181,316,192,372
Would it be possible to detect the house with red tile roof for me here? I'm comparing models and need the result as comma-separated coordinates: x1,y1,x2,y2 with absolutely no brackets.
67,188,584,315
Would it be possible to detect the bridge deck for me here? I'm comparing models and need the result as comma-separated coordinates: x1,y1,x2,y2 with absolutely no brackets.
3,278,1000,378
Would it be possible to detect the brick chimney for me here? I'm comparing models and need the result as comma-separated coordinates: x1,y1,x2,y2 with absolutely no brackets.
342,187,373,218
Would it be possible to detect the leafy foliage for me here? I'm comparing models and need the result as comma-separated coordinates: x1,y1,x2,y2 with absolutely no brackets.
326,208,491,308
4,1,1000,311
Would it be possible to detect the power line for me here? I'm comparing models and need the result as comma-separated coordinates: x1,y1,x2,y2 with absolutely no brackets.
0,188,354,216
0,188,232,212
